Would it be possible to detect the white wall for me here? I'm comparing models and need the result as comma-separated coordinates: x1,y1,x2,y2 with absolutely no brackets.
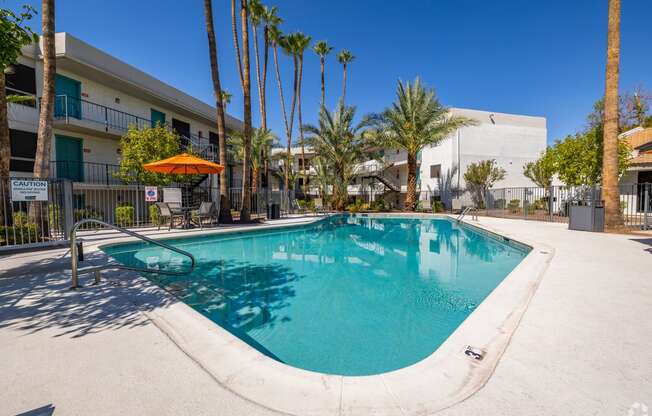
419,109,547,193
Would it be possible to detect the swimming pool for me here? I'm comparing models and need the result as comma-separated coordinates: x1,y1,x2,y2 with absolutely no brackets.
102,215,529,376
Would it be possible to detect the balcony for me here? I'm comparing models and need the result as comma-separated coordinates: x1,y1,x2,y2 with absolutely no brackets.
53,95,151,138
50,160,124,185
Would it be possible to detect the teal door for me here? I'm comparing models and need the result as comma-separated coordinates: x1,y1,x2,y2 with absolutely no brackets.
55,135,84,181
55,74,81,119
151,109,166,127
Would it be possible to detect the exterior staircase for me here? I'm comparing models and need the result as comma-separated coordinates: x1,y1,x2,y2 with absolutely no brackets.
358,164,401,192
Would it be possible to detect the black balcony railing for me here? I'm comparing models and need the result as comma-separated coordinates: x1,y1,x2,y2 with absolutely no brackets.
50,160,124,185
54,94,151,133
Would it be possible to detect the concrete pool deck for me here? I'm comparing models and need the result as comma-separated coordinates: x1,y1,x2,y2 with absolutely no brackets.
1,216,651,415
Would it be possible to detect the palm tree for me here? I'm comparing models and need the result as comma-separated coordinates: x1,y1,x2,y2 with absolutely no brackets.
269,26,293,191
337,50,354,103
601,0,622,229
369,78,475,210
303,103,370,210
221,90,232,110
203,0,232,223
33,0,56,181
231,0,253,221
313,41,333,107
29,0,55,227
280,33,301,192
230,128,276,191
248,0,265,129
273,150,298,191
289,33,311,188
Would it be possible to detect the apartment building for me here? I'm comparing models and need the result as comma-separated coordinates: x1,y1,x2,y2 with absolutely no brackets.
6,32,243,187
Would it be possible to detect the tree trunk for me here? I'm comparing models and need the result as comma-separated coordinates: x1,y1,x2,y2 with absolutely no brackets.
342,64,347,103
31,0,56,232
0,72,9,225
203,0,232,223
262,28,270,186
320,56,325,107
251,166,258,192
0,72,10,178
272,45,291,191
405,152,418,211
252,24,264,130
240,0,252,222
298,56,306,195
601,0,623,229
231,0,243,85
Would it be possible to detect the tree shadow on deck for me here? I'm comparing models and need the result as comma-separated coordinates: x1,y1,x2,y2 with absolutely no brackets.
0,250,175,339
630,238,652,255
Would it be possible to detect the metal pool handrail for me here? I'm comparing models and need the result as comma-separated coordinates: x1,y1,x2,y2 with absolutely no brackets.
70,219,196,289
456,207,478,222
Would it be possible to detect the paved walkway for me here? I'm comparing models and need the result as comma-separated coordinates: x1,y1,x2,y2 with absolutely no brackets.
0,217,650,415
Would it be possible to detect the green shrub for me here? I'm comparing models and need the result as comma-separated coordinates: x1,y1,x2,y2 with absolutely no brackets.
370,199,387,211
149,204,160,225
0,223,39,246
508,199,521,213
347,199,368,213
115,205,135,227
431,201,445,213
533,198,548,211
48,204,62,228
12,211,30,226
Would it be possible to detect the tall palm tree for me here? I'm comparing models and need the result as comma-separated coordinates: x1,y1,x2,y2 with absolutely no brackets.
303,103,370,210
269,25,292,190
290,33,311,187
280,33,299,190
337,50,354,103
369,78,475,211
33,0,55,181
29,0,55,227
203,0,232,222
221,90,232,110
248,0,265,129
313,40,333,107
601,0,622,229
230,128,276,191
231,0,253,221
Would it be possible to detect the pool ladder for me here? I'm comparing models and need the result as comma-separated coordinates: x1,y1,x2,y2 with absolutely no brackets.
456,207,478,223
70,219,196,289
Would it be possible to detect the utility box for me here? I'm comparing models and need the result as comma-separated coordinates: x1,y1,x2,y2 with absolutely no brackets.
569,201,604,232
267,203,280,220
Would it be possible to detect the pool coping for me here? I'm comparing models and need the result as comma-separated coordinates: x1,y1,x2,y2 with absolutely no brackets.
80,213,554,416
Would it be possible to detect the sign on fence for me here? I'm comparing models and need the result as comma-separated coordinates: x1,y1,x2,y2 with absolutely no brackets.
145,186,158,202
10,179,49,201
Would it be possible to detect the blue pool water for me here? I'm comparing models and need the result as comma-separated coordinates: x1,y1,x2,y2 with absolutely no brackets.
102,215,529,376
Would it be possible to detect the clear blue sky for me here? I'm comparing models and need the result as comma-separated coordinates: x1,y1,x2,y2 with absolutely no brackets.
7,0,652,144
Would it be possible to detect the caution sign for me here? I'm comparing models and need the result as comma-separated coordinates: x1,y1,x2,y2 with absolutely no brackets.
11,180,49,201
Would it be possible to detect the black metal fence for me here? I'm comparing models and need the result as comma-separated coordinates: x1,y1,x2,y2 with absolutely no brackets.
482,184,651,230
0,178,66,247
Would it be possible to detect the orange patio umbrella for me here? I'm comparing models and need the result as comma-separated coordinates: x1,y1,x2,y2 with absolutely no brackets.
143,153,224,175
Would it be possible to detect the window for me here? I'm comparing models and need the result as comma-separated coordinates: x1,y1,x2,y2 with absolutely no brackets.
9,129,37,172
5,64,36,107
430,164,441,179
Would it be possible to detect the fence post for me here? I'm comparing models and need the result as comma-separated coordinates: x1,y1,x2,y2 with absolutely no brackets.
549,187,554,222
62,179,74,238
645,186,650,230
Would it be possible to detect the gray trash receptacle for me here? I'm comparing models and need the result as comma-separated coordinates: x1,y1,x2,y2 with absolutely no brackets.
569,201,604,232
267,203,280,220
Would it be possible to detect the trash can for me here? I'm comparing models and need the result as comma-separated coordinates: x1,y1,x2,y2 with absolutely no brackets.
267,203,280,220
568,201,604,232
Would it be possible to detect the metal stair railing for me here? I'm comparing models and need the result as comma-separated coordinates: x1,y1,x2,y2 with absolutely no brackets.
456,206,478,223
70,219,196,289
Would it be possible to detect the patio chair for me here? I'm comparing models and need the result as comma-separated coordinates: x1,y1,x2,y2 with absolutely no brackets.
291,198,306,215
194,201,218,230
155,202,184,231
314,198,325,215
